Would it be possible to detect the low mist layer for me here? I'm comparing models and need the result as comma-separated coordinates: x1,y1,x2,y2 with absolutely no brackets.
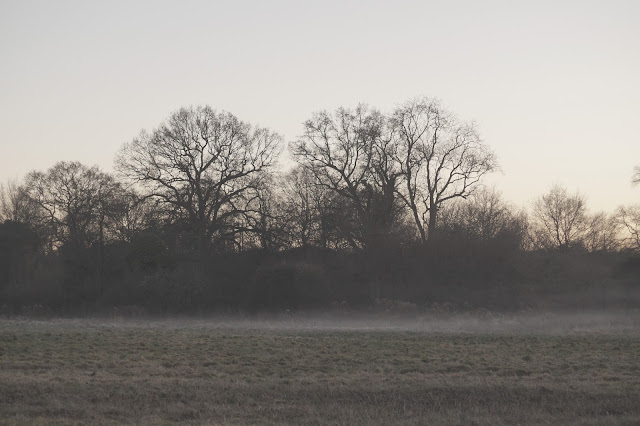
7,310,639,335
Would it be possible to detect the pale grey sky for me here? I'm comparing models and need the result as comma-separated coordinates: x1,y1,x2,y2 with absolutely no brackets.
1,0,639,211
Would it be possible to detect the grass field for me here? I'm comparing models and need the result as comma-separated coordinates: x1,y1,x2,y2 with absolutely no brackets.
1,315,640,425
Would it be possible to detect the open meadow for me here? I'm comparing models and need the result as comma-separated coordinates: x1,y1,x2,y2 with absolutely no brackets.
1,313,640,425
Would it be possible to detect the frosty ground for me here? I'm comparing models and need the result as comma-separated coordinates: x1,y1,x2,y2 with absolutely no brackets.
1,312,639,425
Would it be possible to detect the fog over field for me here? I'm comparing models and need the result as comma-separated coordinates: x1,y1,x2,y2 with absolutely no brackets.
11,310,640,334
196,311,640,334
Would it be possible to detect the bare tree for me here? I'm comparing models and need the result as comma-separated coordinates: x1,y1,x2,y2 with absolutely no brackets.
280,166,355,249
616,205,640,252
291,105,403,250
391,98,496,243
240,173,292,251
583,212,620,253
0,179,40,225
438,187,528,248
281,166,323,248
115,105,282,252
23,162,122,251
531,185,588,250
107,190,163,242
633,165,640,186
0,180,48,230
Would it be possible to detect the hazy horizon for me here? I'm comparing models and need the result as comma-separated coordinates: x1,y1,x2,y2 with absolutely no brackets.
1,0,639,212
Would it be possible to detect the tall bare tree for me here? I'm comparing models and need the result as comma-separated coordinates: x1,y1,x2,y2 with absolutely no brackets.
616,205,640,252
281,166,323,249
116,105,281,252
531,185,588,250
583,212,620,253
0,179,39,225
239,173,291,251
391,98,496,243
290,105,403,249
281,166,354,249
23,162,122,251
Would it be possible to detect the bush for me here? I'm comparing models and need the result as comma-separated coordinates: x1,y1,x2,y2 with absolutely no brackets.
250,261,329,311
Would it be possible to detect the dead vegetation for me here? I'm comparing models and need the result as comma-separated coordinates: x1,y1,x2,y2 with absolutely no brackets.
1,317,639,425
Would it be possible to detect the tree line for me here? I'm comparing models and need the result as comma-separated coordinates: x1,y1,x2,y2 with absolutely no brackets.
1,98,639,315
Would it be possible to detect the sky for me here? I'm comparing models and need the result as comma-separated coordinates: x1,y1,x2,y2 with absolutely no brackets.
1,0,639,212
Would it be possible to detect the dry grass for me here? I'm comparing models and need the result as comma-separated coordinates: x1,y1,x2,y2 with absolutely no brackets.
1,317,640,425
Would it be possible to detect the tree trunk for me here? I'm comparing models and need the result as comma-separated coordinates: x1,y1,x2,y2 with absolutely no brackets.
427,204,438,243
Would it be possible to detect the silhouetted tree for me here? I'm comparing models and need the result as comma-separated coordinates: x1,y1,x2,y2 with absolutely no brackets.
281,166,360,249
583,212,620,253
391,98,496,243
291,105,403,250
116,105,282,254
281,167,321,248
0,179,40,227
439,187,528,248
108,190,164,242
616,205,640,252
241,174,291,251
23,161,122,251
18,162,123,305
531,185,588,250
